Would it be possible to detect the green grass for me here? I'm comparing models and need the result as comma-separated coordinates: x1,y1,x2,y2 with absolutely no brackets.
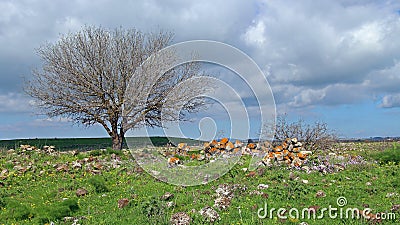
370,143,400,165
0,142,399,224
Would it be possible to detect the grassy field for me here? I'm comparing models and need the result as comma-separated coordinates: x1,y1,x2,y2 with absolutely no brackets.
0,141,399,224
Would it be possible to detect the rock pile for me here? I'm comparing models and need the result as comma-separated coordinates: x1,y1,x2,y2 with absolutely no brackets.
16,144,56,154
166,137,310,168
261,138,310,167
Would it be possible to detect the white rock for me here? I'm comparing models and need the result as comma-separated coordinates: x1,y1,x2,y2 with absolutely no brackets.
257,184,269,189
302,179,309,184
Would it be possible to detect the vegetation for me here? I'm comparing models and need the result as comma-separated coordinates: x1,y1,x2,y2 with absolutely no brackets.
265,114,337,152
25,26,211,149
0,141,398,224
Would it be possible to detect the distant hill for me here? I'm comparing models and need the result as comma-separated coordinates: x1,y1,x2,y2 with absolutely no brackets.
0,136,200,151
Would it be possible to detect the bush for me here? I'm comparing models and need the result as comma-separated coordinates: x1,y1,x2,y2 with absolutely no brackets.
37,198,79,223
88,176,109,193
6,200,31,221
263,114,337,152
141,196,165,217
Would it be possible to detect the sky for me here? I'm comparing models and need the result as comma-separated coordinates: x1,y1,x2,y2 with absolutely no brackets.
1,0,400,140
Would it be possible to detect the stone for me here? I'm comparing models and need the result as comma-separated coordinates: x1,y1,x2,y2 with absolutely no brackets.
302,179,309,184
391,204,400,212
289,172,297,180
257,184,269,190
72,161,82,169
166,201,175,208
170,212,191,225
76,188,88,197
118,198,129,208
0,169,8,176
160,192,174,201
199,206,220,223
214,196,231,210
56,164,69,172
316,190,326,198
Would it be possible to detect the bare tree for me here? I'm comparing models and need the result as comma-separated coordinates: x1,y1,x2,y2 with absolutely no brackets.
263,114,337,151
25,26,211,149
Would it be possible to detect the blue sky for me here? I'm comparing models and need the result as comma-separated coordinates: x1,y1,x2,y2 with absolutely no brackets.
1,0,400,140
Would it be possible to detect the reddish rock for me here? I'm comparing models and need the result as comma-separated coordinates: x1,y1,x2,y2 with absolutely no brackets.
118,198,129,208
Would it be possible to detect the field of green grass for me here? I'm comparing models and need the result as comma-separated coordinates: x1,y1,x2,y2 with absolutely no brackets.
0,142,399,224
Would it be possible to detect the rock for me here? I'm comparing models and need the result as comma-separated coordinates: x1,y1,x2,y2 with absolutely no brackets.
72,161,82,169
76,188,88,197
257,184,269,190
0,169,8,176
166,201,175,208
214,196,231,210
215,184,234,198
249,190,264,196
366,182,372,186
289,172,297,180
257,167,266,176
170,212,191,225
302,166,310,173
160,192,174,201
302,179,309,184
386,192,398,198
199,206,220,223
151,170,160,176
118,198,129,208
316,190,326,198
391,204,400,212
246,171,257,177
56,164,69,172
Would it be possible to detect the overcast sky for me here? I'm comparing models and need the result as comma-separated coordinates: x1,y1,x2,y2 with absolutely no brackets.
1,0,400,140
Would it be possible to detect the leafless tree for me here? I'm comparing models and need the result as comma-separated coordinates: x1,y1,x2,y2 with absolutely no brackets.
25,26,211,149
263,114,337,151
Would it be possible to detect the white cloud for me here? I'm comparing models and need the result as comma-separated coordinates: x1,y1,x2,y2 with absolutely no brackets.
381,94,400,108
243,20,267,47
0,93,34,113
240,0,400,108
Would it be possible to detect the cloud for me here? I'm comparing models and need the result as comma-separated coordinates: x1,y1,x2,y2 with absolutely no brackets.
380,94,400,108
240,0,400,108
0,92,34,113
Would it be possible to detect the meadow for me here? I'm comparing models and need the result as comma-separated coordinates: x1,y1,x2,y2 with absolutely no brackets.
0,140,399,224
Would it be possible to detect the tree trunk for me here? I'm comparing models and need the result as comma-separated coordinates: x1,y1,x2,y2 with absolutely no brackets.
111,133,124,150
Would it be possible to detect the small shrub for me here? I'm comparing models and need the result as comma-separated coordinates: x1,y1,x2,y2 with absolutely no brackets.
141,196,165,217
38,199,79,223
6,200,31,221
88,176,109,193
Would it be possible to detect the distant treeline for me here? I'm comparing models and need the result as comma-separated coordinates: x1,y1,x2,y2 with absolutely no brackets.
0,137,200,151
